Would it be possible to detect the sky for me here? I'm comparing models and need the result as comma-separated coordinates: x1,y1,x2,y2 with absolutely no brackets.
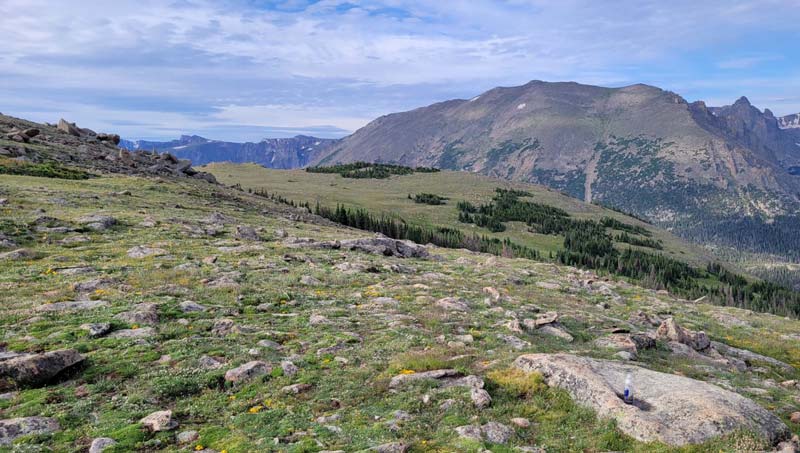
2,0,799,142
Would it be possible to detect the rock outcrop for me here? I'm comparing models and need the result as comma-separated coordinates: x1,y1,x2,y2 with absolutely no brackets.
285,235,428,258
0,417,60,446
0,349,84,388
1,114,217,182
513,353,789,446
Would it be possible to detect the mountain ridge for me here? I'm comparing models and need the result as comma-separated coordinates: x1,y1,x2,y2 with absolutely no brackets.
311,80,800,259
120,134,339,169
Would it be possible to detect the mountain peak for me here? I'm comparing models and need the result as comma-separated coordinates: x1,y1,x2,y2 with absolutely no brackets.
734,96,752,107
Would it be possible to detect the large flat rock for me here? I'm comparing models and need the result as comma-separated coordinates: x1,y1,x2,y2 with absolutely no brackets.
0,349,84,388
0,417,60,445
513,353,788,446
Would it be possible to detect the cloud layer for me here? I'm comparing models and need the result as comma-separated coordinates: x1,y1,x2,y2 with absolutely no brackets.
2,0,798,141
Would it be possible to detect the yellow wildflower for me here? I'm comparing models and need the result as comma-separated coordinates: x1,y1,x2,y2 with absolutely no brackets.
399,369,415,375
195,445,204,451
248,405,263,414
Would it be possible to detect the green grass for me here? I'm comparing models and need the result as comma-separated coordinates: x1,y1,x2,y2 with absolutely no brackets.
203,164,710,266
0,157,92,180
0,172,797,451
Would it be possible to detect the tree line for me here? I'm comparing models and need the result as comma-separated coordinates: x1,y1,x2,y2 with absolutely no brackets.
306,162,440,179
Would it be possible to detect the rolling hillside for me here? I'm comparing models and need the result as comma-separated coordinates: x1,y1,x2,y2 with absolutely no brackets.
204,163,708,265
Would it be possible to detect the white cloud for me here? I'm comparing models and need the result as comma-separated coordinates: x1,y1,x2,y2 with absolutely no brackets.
1,0,799,139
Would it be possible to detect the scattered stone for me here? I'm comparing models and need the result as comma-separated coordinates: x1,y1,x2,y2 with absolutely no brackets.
513,353,789,445
57,118,82,136
177,430,199,444
282,383,312,394
0,349,84,387
97,133,121,145
108,327,155,339
483,286,502,303
455,424,483,441
537,324,574,342
235,225,261,241
78,214,117,231
481,421,515,444
309,314,330,325
224,361,271,383
139,410,177,432
389,369,462,388
510,417,531,428
54,266,94,275
80,323,112,338
533,311,558,326
179,300,206,313
300,275,321,286
629,310,661,327
615,351,636,361
114,303,159,325
281,361,299,376
595,333,655,354
89,437,116,453
198,355,224,370
72,277,114,293
455,422,514,444
536,281,561,290
0,248,36,260
126,245,167,258
370,297,399,306
498,334,531,350
791,412,800,424
0,417,60,446
58,235,90,245
37,300,109,313
711,341,793,371
257,339,282,350
504,318,523,333
471,388,492,409
370,442,409,453
656,318,710,351
286,235,428,258
435,297,469,311
211,319,235,336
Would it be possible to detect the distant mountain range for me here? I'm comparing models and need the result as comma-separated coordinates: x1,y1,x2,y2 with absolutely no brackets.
120,135,338,169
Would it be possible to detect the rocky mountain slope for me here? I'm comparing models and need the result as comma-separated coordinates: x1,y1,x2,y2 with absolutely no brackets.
0,114,215,182
315,81,800,258
1,128,799,451
121,135,338,169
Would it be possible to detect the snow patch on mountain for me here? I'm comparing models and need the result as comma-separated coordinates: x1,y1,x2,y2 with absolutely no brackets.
778,113,800,129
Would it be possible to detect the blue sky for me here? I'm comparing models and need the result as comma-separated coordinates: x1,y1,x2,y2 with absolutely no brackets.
2,0,799,142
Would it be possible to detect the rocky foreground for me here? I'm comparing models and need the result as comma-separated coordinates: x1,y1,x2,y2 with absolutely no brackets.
0,172,799,451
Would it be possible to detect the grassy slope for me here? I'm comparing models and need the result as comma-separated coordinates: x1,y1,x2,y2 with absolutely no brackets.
203,164,711,266
1,173,798,452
